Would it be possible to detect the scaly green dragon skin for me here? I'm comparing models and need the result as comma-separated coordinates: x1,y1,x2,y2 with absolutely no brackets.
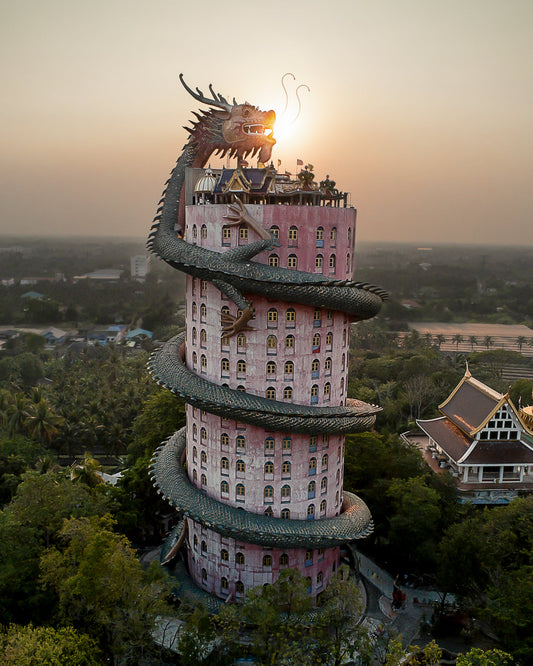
148,77,385,549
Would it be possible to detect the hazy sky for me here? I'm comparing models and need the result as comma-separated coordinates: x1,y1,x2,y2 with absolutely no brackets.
1,0,532,245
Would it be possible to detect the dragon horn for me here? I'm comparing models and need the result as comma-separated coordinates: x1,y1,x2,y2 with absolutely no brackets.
179,73,232,111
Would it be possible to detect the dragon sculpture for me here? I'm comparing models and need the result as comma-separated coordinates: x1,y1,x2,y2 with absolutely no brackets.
147,77,386,553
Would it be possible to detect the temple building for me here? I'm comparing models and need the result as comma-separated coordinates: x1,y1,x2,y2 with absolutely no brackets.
413,368,533,504
147,78,385,607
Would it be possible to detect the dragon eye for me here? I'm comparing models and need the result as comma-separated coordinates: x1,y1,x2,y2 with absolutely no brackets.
243,109,250,116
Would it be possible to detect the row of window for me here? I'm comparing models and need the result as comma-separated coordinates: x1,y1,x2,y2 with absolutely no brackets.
192,444,332,475
200,572,326,595
192,223,352,248
193,540,328,570
192,430,344,457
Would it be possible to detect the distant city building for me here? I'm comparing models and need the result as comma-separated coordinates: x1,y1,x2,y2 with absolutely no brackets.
131,255,150,281
409,368,533,504
73,269,123,282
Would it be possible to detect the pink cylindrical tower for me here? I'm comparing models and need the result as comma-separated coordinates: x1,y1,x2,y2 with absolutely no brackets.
185,205,354,599
150,196,383,604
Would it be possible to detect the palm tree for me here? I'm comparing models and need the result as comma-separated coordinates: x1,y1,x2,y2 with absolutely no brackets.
452,334,464,352
469,336,477,352
484,335,493,350
435,334,446,350
5,393,30,436
424,333,433,348
26,399,64,446
70,452,103,487
516,336,526,353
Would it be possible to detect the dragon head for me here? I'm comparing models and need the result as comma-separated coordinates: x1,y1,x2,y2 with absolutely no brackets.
180,74,276,166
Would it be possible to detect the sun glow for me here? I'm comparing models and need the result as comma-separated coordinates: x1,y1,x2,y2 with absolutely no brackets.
274,113,294,142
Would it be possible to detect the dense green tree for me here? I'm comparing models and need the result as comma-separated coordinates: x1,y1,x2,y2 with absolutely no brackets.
0,624,103,665
456,647,514,665
0,470,110,623
40,514,172,663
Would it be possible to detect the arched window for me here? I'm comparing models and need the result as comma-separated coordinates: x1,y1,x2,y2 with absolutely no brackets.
270,225,280,239
264,461,274,475
201,473,207,486
280,553,289,565
236,459,245,473
320,500,327,514
325,357,332,374
281,508,290,519
322,454,329,470
201,540,207,555
193,534,198,549
200,450,207,466
192,445,197,461
200,427,206,443
313,309,321,326
236,385,245,393
193,469,198,483
200,354,207,372
309,457,317,475
192,327,197,343
348,227,352,244
315,254,323,269
316,227,324,247
326,332,333,349
281,359,294,375
341,377,344,394
236,552,245,565
286,308,296,325
311,358,320,378
200,303,207,320
321,477,328,493
308,480,316,498
335,490,339,506
192,351,198,366
305,550,313,567
281,484,291,500
342,329,346,346
317,571,323,587
266,335,277,353
266,361,277,375
264,485,274,500
287,254,298,269
237,333,246,348
346,252,351,272
282,437,291,453
200,280,207,295
263,554,272,567
307,505,315,520
192,302,197,319
265,437,275,454
264,506,274,517
202,568,207,583
283,386,293,400
285,334,295,349
309,436,317,452
221,549,229,562
236,435,245,450
199,329,207,348
221,479,229,494
288,225,298,245
268,254,279,267
312,333,321,350
192,225,198,239
330,227,337,246
221,358,230,375
237,360,246,375
310,385,319,404
221,335,230,350
221,433,229,449
236,483,245,499
236,581,245,594
267,308,278,327
282,460,291,476
221,577,229,590
324,382,331,400
266,386,276,400
201,224,207,239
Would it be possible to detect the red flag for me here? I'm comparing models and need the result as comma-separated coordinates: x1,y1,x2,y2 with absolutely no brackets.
297,159,303,166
